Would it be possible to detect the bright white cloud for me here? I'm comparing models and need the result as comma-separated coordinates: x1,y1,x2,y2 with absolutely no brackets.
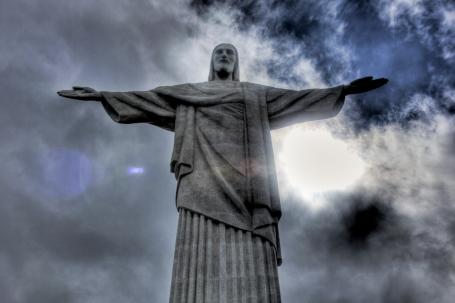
140,4,283,87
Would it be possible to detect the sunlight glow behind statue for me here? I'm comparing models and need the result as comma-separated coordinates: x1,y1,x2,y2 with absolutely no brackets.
280,127,366,205
58,43,388,303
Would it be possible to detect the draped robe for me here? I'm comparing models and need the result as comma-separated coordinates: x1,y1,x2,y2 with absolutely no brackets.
100,80,345,265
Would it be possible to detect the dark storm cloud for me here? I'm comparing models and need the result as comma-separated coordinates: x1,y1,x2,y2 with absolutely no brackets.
190,1,455,302
279,181,455,303
192,0,351,84
2,0,454,303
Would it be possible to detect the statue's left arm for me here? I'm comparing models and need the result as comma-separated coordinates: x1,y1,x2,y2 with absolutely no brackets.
266,76,388,129
266,85,345,129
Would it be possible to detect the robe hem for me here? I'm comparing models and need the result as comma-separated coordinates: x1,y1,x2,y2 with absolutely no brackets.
176,206,282,265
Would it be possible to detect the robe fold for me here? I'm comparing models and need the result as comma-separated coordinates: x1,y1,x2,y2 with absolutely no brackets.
100,80,345,265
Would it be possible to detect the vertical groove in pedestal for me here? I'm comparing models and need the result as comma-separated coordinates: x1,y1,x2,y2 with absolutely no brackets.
169,208,281,303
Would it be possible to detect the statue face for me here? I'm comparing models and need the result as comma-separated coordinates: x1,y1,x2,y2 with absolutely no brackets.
212,44,237,75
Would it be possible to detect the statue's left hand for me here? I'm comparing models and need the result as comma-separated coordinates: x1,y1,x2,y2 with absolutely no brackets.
342,76,388,96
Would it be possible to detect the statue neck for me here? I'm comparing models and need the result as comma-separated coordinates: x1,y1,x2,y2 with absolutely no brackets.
213,70,234,81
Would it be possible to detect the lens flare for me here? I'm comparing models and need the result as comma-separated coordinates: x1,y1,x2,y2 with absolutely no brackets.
40,148,92,198
127,166,145,175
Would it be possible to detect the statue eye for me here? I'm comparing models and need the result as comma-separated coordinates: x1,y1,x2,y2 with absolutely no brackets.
216,49,223,54
226,49,234,55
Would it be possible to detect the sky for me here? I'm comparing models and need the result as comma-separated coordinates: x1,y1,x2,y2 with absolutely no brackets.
0,0,454,302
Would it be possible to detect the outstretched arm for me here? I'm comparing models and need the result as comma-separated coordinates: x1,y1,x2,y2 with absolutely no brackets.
57,86,176,131
266,76,388,129
267,85,345,129
341,76,388,96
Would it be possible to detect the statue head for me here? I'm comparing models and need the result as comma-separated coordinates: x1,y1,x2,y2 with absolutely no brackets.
208,43,240,81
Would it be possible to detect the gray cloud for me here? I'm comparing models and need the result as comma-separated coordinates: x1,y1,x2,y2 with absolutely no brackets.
1,0,454,302
0,0,186,302
278,113,455,302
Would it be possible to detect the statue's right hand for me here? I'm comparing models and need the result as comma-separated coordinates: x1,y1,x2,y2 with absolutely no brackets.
57,86,101,101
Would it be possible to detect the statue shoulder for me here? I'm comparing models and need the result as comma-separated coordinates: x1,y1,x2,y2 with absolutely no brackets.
152,82,198,94
154,81,273,93
242,81,275,93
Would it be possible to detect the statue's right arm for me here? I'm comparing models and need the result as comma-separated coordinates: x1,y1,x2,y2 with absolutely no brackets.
58,86,176,131
57,86,102,101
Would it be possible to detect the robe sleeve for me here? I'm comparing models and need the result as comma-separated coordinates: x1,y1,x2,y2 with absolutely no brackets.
266,85,345,130
100,89,176,131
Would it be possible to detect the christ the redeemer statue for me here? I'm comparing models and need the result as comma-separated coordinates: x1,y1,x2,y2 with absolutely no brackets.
58,43,387,303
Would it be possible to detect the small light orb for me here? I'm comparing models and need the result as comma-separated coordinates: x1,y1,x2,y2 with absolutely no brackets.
127,167,145,175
